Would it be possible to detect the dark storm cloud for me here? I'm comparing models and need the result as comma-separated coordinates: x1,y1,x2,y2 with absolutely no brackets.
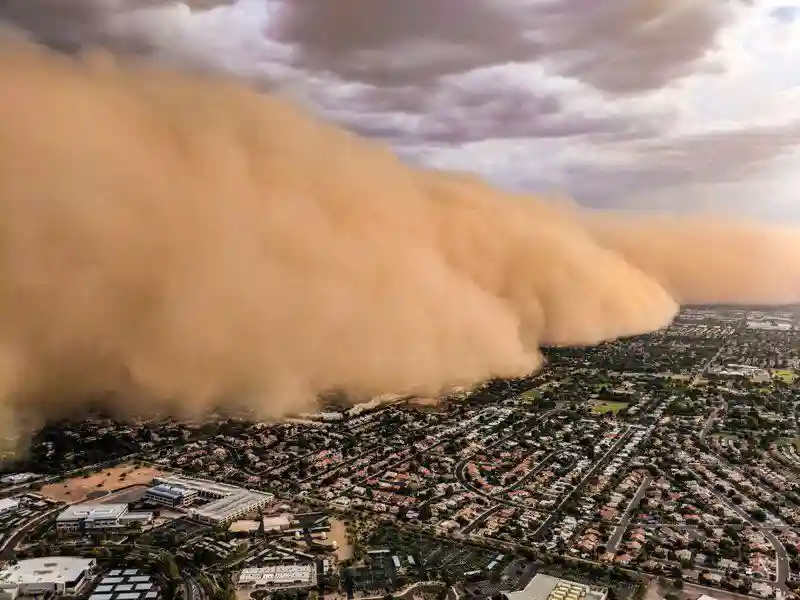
275,0,731,93
0,0,234,52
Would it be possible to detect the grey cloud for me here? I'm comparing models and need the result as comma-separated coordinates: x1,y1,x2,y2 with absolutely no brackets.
273,0,534,86
564,121,800,207
0,0,234,52
276,0,732,93
529,0,730,94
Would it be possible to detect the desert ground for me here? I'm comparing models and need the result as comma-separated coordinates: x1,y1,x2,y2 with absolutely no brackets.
40,463,163,503
406,397,439,407
329,518,353,561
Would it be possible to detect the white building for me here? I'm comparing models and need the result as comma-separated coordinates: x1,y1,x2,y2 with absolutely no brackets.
0,498,19,518
503,575,607,600
0,474,39,486
235,565,316,590
144,484,198,509
262,514,291,532
56,504,152,532
152,476,272,525
0,557,95,598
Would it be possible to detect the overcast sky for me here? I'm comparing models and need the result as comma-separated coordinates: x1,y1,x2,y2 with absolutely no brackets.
2,0,799,218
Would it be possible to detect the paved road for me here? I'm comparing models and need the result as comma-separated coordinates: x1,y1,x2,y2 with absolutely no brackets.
182,571,206,600
0,506,62,559
606,475,652,553
698,400,728,441
699,408,720,440
506,451,557,493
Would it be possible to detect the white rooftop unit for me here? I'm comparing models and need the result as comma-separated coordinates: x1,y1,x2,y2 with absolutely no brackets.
0,557,95,597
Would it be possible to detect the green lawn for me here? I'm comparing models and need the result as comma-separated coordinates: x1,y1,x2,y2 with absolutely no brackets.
591,401,628,414
772,369,796,383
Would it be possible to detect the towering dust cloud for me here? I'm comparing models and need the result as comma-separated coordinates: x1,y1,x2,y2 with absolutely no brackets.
0,41,798,440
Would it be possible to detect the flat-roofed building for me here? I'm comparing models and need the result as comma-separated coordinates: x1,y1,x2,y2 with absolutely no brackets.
0,498,19,517
262,514,291,532
56,504,152,532
152,476,272,525
503,575,607,600
144,484,197,509
0,557,95,598
88,569,160,600
235,565,316,590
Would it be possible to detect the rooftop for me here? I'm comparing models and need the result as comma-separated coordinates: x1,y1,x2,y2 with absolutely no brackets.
238,565,316,586
147,484,193,500
0,498,20,512
0,557,95,587
57,504,128,522
90,568,159,600
153,475,250,498
191,489,271,521
504,575,607,600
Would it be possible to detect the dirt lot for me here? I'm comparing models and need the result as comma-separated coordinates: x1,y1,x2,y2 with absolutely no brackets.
329,518,353,561
40,464,164,503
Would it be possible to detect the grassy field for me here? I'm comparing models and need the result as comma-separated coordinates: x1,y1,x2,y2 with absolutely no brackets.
591,401,628,414
519,389,541,401
772,369,796,383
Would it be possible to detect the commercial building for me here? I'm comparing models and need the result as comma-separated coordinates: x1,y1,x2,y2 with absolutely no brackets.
88,569,160,600
0,557,95,598
262,514,291,532
0,474,39,486
0,498,19,518
503,575,607,600
151,475,273,525
144,484,198,509
235,565,316,590
56,504,153,533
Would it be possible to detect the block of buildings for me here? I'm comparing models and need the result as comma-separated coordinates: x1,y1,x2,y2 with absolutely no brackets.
0,498,20,518
88,569,160,600
151,475,273,525
234,565,317,590
56,504,153,533
0,557,95,598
